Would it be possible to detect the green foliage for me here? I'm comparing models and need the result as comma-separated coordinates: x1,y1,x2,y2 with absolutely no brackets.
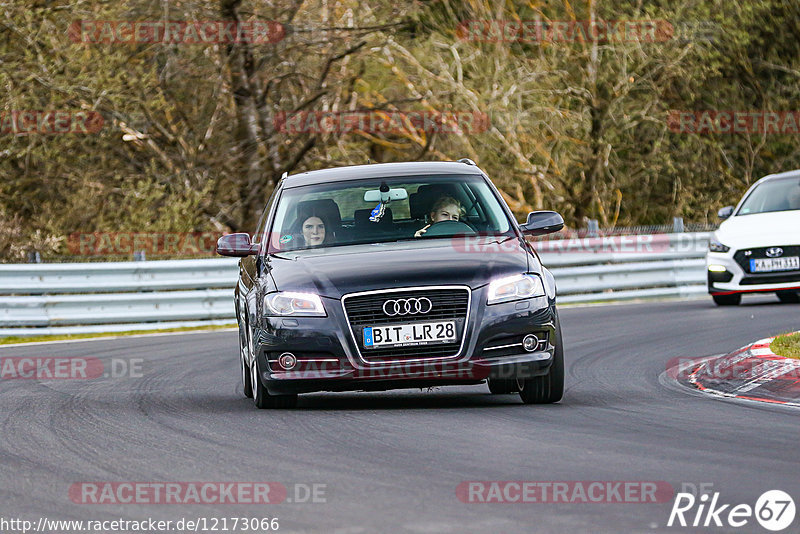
2,0,800,259
771,332,800,360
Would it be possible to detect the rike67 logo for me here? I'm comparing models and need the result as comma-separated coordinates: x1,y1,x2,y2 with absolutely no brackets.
668,489,795,531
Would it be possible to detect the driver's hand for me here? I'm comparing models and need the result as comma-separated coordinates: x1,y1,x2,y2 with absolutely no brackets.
414,224,430,238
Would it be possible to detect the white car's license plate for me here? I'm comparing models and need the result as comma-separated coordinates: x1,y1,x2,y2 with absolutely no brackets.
750,256,800,272
363,321,456,348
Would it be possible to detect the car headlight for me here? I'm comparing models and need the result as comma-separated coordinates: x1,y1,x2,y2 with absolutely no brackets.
708,234,730,253
487,274,546,305
264,292,326,316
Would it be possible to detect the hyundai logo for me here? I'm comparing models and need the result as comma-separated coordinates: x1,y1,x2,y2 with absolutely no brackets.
766,247,784,258
382,297,433,316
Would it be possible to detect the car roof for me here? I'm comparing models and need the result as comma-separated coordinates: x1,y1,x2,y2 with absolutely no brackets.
757,169,800,184
282,161,484,188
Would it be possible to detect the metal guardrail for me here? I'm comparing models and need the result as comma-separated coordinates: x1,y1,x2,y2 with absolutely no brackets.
0,258,238,294
541,232,710,303
0,232,710,336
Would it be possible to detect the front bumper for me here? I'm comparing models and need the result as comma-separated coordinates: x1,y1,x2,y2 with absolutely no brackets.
707,250,800,295
253,287,557,395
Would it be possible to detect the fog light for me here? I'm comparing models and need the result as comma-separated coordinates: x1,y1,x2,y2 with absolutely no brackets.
708,265,727,272
523,334,539,352
277,352,297,370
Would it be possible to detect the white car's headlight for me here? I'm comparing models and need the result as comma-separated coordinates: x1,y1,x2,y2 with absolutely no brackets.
708,233,730,253
264,292,326,316
487,274,546,305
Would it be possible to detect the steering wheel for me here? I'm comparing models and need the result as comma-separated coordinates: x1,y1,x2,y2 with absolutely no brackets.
419,219,477,237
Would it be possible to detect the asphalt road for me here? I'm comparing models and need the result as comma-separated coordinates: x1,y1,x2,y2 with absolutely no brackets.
1,296,799,533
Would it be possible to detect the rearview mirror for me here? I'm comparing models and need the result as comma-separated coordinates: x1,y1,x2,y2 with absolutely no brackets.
717,206,734,220
519,211,564,236
216,233,259,257
364,188,408,202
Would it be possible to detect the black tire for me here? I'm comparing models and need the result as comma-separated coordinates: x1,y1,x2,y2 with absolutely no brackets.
518,314,564,404
251,354,298,409
777,291,800,304
240,333,253,399
487,378,518,394
712,293,741,306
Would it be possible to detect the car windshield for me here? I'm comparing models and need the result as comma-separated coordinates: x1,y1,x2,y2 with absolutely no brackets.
267,174,514,252
737,177,800,216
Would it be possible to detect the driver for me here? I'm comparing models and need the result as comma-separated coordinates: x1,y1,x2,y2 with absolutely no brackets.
414,195,465,237
301,215,327,247
285,207,336,249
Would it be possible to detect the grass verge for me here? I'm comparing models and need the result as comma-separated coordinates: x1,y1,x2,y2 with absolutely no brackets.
770,332,800,359
0,324,236,345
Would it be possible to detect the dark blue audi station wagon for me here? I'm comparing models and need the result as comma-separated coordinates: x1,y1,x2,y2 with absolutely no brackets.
217,160,565,408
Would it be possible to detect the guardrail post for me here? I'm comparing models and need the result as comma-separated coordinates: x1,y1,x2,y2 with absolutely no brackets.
27,251,41,263
587,219,599,237
673,217,684,233
133,250,147,261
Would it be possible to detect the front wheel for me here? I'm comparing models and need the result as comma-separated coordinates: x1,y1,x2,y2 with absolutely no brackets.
518,315,564,404
713,293,741,306
240,328,253,398
251,356,298,409
777,291,800,304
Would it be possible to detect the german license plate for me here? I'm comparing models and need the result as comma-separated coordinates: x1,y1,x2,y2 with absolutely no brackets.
363,321,456,348
750,256,800,272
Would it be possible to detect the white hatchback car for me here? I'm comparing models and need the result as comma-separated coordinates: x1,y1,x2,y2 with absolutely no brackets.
707,169,800,305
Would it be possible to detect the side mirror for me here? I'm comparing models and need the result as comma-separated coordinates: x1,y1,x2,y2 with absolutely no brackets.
216,233,259,257
717,206,734,220
520,211,564,236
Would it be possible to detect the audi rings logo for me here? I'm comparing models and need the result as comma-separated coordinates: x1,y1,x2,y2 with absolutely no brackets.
766,247,784,258
382,297,433,316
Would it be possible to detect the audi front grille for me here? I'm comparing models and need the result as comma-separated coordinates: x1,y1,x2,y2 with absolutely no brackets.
341,286,470,364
